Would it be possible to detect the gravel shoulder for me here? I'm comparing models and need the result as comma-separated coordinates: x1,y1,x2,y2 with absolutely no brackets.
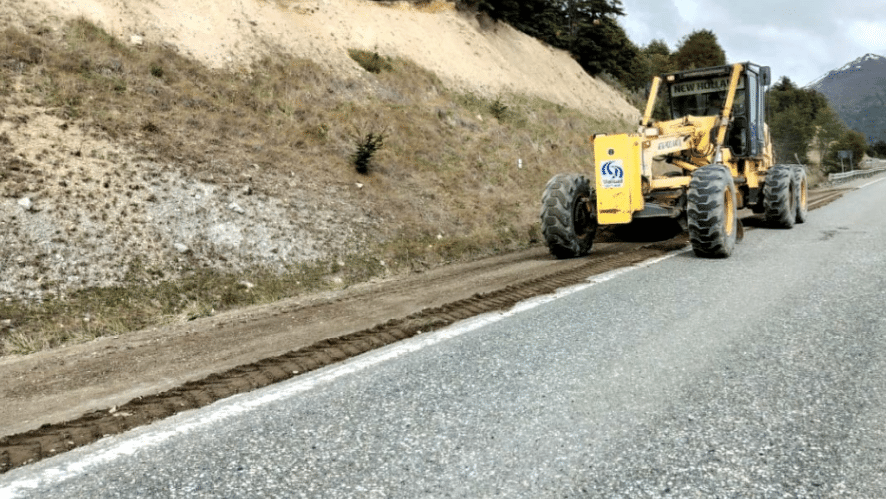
0,243,611,438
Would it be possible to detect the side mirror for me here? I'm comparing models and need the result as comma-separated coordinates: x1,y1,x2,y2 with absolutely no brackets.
760,66,772,86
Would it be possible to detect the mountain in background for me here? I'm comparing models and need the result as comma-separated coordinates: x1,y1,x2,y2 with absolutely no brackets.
808,53,886,144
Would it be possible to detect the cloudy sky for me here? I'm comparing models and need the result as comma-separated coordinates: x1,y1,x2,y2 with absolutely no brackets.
619,0,886,86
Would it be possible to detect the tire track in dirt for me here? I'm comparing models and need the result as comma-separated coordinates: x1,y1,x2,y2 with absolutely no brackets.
807,188,850,210
0,238,688,473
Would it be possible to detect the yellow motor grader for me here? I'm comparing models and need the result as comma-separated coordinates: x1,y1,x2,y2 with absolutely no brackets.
541,62,808,258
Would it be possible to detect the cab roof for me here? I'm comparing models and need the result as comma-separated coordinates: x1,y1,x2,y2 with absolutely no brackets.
664,62,771,86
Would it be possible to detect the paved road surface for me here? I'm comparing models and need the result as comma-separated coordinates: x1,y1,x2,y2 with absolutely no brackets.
3,176,885,498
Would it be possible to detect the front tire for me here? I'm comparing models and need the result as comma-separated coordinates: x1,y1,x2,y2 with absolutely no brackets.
540,173,597,259
763,164,796,228
687,164,738,258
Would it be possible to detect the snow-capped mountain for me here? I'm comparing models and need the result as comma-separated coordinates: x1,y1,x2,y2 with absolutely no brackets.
808,53,886,88
807,53,886,144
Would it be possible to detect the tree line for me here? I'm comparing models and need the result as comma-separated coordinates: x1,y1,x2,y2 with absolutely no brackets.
767,77,870,170
451,0,873,171
453,1,726,86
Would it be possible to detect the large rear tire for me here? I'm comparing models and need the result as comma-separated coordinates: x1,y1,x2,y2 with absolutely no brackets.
763,164,796,228
540,173,597,259
793,165,808,224
687,164,738,258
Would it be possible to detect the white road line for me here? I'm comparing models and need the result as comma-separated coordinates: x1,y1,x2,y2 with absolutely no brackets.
0,246,689,498
858,175,886,189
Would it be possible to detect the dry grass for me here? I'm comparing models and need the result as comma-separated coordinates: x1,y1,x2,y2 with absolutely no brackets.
0,19,633,355
0,255,378,355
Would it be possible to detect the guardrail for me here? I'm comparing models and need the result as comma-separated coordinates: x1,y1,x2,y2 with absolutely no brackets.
828,166,886,183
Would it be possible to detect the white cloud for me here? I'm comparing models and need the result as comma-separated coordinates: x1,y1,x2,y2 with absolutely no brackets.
619,0,886,86
848,20,886,51
619,0,686,49
672,0,701,24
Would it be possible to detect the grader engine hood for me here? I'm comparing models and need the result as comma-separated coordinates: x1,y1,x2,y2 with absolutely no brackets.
593,130,694,225
593,134,644,224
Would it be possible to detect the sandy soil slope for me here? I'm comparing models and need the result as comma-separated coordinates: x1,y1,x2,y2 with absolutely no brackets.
4,0,638,122
0,0,641,301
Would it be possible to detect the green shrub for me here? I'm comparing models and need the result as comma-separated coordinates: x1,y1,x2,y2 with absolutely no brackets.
489,97,508,121
348,49,393,74
352,131,386,174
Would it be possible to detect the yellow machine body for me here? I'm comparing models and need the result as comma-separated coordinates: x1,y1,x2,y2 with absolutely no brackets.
541,61,788,260
591,62,774,225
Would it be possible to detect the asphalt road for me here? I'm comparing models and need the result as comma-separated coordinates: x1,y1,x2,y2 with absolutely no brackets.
3,176,886,498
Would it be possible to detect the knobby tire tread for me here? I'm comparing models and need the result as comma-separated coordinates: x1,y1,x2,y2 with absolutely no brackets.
540,173,596,259
687,164,737,258
764,164,796,228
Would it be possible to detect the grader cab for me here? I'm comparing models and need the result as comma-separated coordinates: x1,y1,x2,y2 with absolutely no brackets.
541,62,808,258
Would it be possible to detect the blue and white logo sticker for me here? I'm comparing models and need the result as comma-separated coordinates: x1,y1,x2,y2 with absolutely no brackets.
600,160,624,188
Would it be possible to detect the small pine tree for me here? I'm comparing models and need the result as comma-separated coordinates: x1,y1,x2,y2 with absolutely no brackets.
352,132,385,175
